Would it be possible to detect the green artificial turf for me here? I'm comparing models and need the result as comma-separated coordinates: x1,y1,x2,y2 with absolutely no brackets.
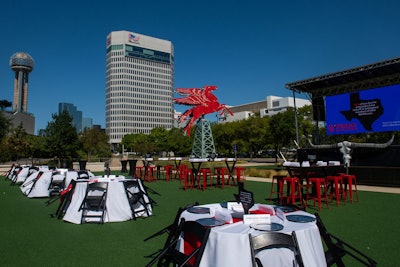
1,173,399,266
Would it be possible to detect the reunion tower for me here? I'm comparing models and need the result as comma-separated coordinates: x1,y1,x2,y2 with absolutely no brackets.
10,52,34,113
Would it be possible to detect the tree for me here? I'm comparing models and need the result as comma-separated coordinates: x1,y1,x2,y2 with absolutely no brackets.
269,108,297,160
28,135,48,159
0,111,11,140
135,133,155,155
296,105,315,147
121,133,154,156
148,127,169,153
0,99,12,111
45,111,79,167
0,138,13,162
7,124,32,160
121,133,135,152
241,116,269,158
212,121,238,156
166,127,192,156
79,127,110,161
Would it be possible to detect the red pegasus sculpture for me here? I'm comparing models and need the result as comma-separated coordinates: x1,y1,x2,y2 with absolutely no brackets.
174,85,233,136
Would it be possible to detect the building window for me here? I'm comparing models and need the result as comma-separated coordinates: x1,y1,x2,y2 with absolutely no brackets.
272,101,280,107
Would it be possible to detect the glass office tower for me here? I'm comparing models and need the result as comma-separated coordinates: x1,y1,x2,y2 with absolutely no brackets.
59,102,83,132
105,30,174,148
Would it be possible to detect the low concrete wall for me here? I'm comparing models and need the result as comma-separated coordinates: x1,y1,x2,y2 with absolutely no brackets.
0,165,11,174
72,162,109,172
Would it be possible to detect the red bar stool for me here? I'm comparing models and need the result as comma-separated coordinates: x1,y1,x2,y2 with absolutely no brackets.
235,167,246,184
216,167,228,188
306,177,329,210
183,168,194,190
340,173,359,203
326,175,346,206
135,166,144,179
156,165,164,180
280,177,303,205
199,168,213,190
164,165,173,181
146,166,156,182
178,164,188,184
269,175,285,202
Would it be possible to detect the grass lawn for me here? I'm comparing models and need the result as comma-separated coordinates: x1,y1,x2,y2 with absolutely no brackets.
1,172,399,266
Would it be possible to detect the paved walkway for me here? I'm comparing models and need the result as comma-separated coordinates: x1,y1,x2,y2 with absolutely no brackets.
246,177,400,194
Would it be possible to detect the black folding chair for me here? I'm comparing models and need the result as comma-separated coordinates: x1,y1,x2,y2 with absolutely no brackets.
144,202,199,243
249,231,304,267
3,164,16,180
315,213,377,267
48,171,66,196
77,170,90,179
49,180,77,219
80,182,108,224
10,166,23,185
145,220,211,267
124,179,153,220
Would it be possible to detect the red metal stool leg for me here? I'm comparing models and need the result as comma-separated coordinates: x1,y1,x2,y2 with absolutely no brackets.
340,174,359,203
146,166,156,182
178,165,188,184
135,166,143,179
281,177,303,205
306,177,329,210
183,169,194,190
164,165,173,181
235,167,246,184
270,175,285,202
216,167,227,188
199,168,209,190
326,175,345,206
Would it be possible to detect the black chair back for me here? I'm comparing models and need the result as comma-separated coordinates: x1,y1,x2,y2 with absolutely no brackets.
249,231,304,267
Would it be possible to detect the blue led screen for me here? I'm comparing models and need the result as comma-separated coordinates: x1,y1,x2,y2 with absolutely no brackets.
325,84,400,135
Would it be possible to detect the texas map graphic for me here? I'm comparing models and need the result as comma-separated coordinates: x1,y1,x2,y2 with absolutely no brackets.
340,92,384,131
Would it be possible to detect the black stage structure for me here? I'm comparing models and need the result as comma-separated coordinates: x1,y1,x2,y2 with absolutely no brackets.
285,57,400,187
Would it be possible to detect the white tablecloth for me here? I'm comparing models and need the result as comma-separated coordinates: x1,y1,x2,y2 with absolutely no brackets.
63,177,152,224
181,203,327,267
20,170,52,197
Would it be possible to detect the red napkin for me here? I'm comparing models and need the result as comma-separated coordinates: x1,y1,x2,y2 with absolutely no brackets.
232,217,243,223
249,210,267,215
249,209,274,215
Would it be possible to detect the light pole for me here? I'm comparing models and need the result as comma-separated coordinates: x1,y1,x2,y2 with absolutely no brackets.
292,90,299,146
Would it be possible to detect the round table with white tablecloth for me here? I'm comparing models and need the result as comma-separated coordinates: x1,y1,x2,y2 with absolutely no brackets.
180,203,327,267
63,177,152,224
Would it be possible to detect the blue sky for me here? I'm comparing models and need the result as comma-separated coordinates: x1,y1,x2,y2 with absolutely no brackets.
1,0,399,134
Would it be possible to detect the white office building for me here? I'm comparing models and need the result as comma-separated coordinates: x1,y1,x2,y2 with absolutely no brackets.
260,96,311,117
221,95,311,122
106,30,174,147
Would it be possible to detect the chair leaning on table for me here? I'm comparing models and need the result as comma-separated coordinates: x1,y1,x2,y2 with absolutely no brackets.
52,180,77,219
249,231,304,267
80,182,108,224
315,213,377,267
124,179,153,220
48,171,66,196
144,202,199,244
145,219,211,267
